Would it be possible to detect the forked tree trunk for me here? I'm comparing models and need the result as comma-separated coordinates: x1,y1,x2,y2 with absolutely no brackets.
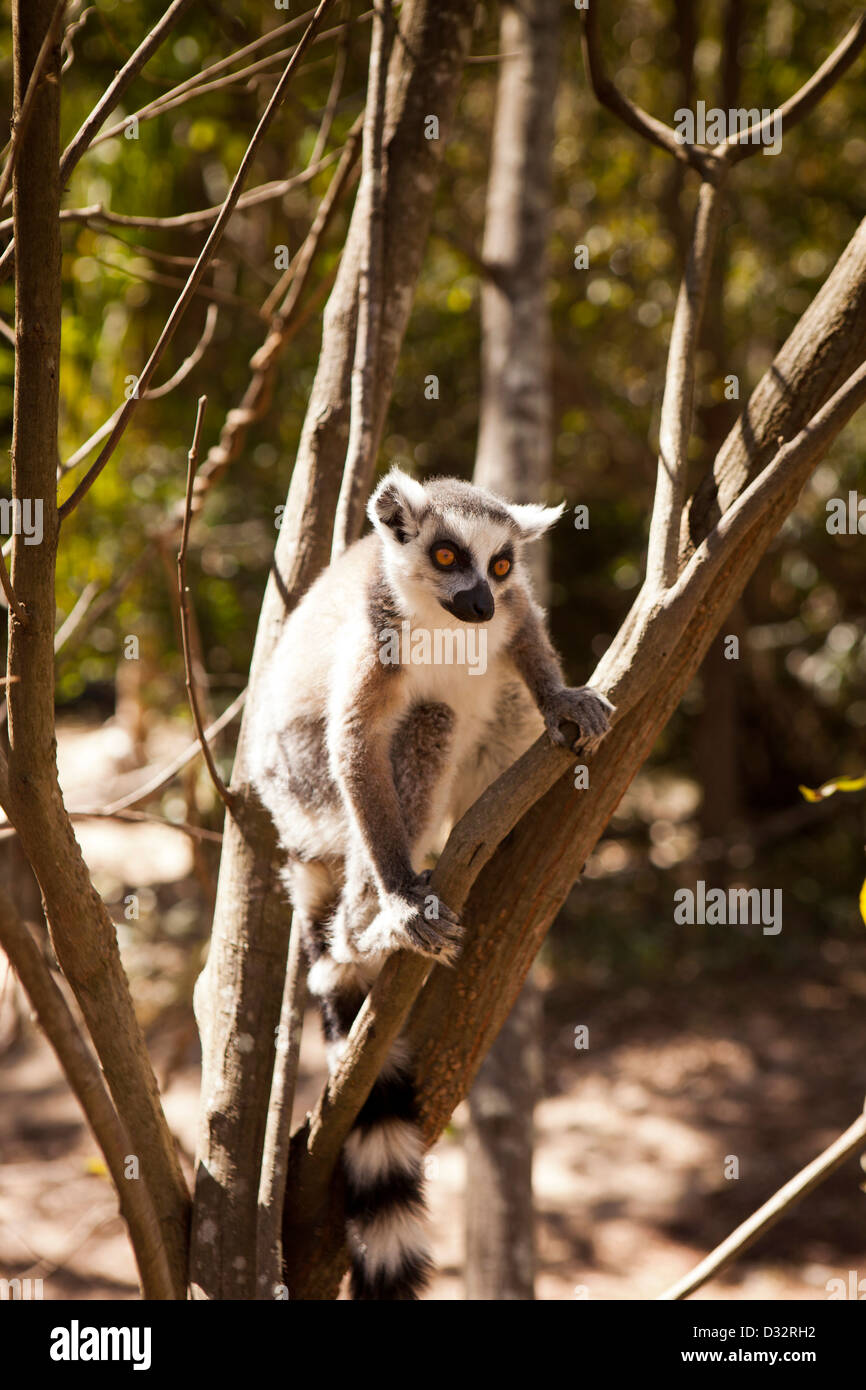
283,214,866,1295
191,0,475,1300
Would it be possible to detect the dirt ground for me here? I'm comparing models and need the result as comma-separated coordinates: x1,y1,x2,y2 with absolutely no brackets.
1,718,864,1301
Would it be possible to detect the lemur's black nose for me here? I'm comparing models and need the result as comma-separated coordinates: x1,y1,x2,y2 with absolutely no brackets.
444,580,494,623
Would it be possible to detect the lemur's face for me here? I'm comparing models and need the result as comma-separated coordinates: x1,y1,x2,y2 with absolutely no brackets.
368,469,564,624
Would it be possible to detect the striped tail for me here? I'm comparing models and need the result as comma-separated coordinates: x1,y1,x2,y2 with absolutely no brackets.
343,1047,433,1300
307,952,433,1300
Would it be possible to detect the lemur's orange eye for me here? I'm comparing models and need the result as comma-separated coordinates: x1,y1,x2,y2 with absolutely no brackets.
492,556,511,578
434,546,456,568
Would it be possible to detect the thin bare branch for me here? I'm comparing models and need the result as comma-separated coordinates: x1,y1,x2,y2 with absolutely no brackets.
0,807,224,843
0,893,175,1299
57,0,340,521
74,808,223,841
203,117,363,480
177,396,234,812
60,3,97,74
720,14,866,164
59,302,219,480
52,578,99,650
84,12,371,156
256,915,306,1298
96,689,247,815
76,7,321,156
261,116,361,317
3,689,248,842
644,177,726,593
92,256,261,321
0,149,344,237
307,7,350,168
0,0,197,282
581,5,716,178
658,1104,866,1299
582,8,866,178
58,0,196,184
331,0,394,556
0,545,27,626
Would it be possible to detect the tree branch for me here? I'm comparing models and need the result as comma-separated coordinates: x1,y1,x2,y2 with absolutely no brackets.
82,11,371,158
658,1104,866,1299
5,0,190,1295
176,396,234,813
0,149,344,237
331,0,394,556
256,914,306,1299
58,302,219,479
0,547,26,626
58,0,196,184
201,115,363,482
720,14,866,164
92,691,247,816
582,5,866,180
645,177,726,592
581,4,716,178
0,0,198,283
0,807,224,844
0,894,176,1299
57,0,340,521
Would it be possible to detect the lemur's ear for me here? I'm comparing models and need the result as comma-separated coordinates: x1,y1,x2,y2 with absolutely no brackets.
368,467,427,544
506,500,565,542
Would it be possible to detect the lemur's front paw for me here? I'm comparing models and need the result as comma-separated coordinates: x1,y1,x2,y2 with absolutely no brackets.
542,686,615,753
366,878,463,966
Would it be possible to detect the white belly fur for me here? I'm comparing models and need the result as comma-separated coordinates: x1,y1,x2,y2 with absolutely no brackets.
400,649,542,862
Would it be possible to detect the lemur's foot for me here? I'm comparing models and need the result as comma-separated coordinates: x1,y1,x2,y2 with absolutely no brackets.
357,877,463,966
542,686,615,753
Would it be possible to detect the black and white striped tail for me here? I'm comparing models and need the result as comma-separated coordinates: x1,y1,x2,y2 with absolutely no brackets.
307,952,433,1300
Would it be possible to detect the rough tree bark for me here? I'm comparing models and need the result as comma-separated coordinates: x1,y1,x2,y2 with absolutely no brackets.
465,0,560,1303
0,0,190,1297
190,0,475,1301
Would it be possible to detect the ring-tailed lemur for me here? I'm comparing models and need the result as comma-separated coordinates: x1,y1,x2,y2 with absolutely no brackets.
249,468,613,1299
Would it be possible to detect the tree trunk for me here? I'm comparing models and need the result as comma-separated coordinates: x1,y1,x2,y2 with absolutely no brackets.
191,0,475,1300
3,0,189,1297
465,0,559,1302
465,980,541,1300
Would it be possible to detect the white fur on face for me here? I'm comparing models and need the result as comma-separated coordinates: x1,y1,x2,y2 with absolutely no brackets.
367,467,564,628
383,510,519,621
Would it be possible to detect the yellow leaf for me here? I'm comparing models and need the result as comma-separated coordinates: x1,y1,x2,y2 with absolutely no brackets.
798,784,822,802
84,1156,108,1177
799,772,866,802
860,878,866,929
